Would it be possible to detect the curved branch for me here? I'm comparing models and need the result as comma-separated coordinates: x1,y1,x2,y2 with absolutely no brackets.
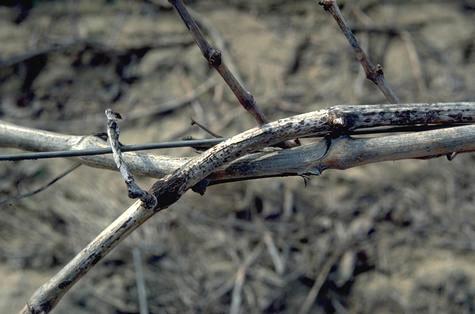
105,109,157,208
17,102,475,313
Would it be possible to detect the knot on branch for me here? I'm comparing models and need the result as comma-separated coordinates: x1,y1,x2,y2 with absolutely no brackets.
205,47,222,67
191,178,209,195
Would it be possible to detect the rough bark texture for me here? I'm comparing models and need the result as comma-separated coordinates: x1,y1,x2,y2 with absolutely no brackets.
2,102,474,183
16,101,475,313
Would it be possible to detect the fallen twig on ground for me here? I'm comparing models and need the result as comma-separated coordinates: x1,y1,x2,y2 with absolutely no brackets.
0,163,82,206
132,248,149,314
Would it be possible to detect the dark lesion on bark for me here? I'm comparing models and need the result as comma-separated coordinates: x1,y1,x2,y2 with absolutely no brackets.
27,299,54,314
149,176,187,210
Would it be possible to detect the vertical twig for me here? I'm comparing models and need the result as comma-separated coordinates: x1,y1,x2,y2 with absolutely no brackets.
229,266,246,314
106,109,157,209
318,0,400,103
401,31,427,95
132,248,149,314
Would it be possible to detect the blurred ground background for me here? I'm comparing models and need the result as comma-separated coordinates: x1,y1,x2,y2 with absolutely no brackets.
1,0,475,313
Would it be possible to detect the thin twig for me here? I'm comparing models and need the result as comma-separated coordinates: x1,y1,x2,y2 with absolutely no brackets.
191,118,223,138
0,37,193,69
0,163,82,206
230,244,263,314
318,0,400,103
132,248,149,314
285,34,312,77
298,248,343,314
401,31,427,95
106,109,157,209
126,76,217,121
263,232,285,275
12,76,217,132
168,0,269,126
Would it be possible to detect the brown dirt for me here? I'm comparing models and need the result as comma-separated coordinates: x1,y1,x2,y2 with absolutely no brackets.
1,0,475,313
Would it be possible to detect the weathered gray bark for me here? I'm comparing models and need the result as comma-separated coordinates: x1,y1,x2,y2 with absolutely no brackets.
2,102,474,183
13,101,475,313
